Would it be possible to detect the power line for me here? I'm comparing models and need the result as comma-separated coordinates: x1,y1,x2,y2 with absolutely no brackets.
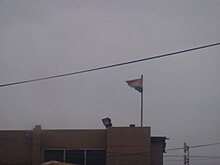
1,133,220,149
189,157,220,161
0,42,220,88
164,159,182,162
2,154,220,165
1,136,220,154
190,142,220,149
164,156,220,162
166,142,220,152
3,135,219,159
166,147,183,151
1,137,220,165
164,155,220,159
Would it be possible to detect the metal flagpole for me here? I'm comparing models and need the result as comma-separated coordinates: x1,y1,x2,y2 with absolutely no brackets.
141,75,143,127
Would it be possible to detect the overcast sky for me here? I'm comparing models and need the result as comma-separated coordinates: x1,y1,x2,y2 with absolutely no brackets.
0,1,220,165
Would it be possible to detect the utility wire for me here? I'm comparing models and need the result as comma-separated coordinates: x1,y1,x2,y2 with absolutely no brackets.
2,135,220,159
0,42,220,88
2,155,220,165
1,136,220,154
164,157,220,162
166,147,183,151
4,137,214,159
164,159,182,162
166,142,220,152
164,155,220,158
190,142,220,149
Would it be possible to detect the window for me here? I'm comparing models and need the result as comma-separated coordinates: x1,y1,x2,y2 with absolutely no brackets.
86,150,106,165
44,149,106,165
44,150,64,162
66,150,84,165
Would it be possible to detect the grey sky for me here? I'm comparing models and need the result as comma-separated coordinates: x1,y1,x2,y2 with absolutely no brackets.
0,1,220,164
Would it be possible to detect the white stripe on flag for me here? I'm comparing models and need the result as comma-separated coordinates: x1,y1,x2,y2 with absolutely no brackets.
126,77,143,93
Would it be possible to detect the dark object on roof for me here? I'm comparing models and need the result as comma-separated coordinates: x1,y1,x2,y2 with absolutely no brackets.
102,117,112,128
151,137,167,153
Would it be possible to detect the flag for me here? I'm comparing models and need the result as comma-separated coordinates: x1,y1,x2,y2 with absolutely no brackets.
126,77,143,93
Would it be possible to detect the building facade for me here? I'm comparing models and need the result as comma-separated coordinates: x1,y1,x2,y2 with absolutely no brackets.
0,125,166,165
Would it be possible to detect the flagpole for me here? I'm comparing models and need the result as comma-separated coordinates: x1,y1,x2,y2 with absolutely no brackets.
141,75,143,127
126,76,144,127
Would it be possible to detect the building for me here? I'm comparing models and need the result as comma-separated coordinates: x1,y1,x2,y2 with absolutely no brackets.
0,125,166,165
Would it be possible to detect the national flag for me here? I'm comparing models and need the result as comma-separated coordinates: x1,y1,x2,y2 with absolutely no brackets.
126,77,143,93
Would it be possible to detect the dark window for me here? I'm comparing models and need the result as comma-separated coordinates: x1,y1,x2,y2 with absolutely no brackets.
86,150,106,165
66,150,85,165
44,150,64,162
43,149,106,165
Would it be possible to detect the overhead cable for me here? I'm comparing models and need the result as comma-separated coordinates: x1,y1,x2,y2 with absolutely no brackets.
166,142,220,152
0,42,220,88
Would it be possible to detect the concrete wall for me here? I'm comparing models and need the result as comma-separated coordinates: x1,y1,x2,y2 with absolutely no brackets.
32,125,42,165
0,130,32,165
0,126,165,165
42,129,107,149
107,127,151,165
